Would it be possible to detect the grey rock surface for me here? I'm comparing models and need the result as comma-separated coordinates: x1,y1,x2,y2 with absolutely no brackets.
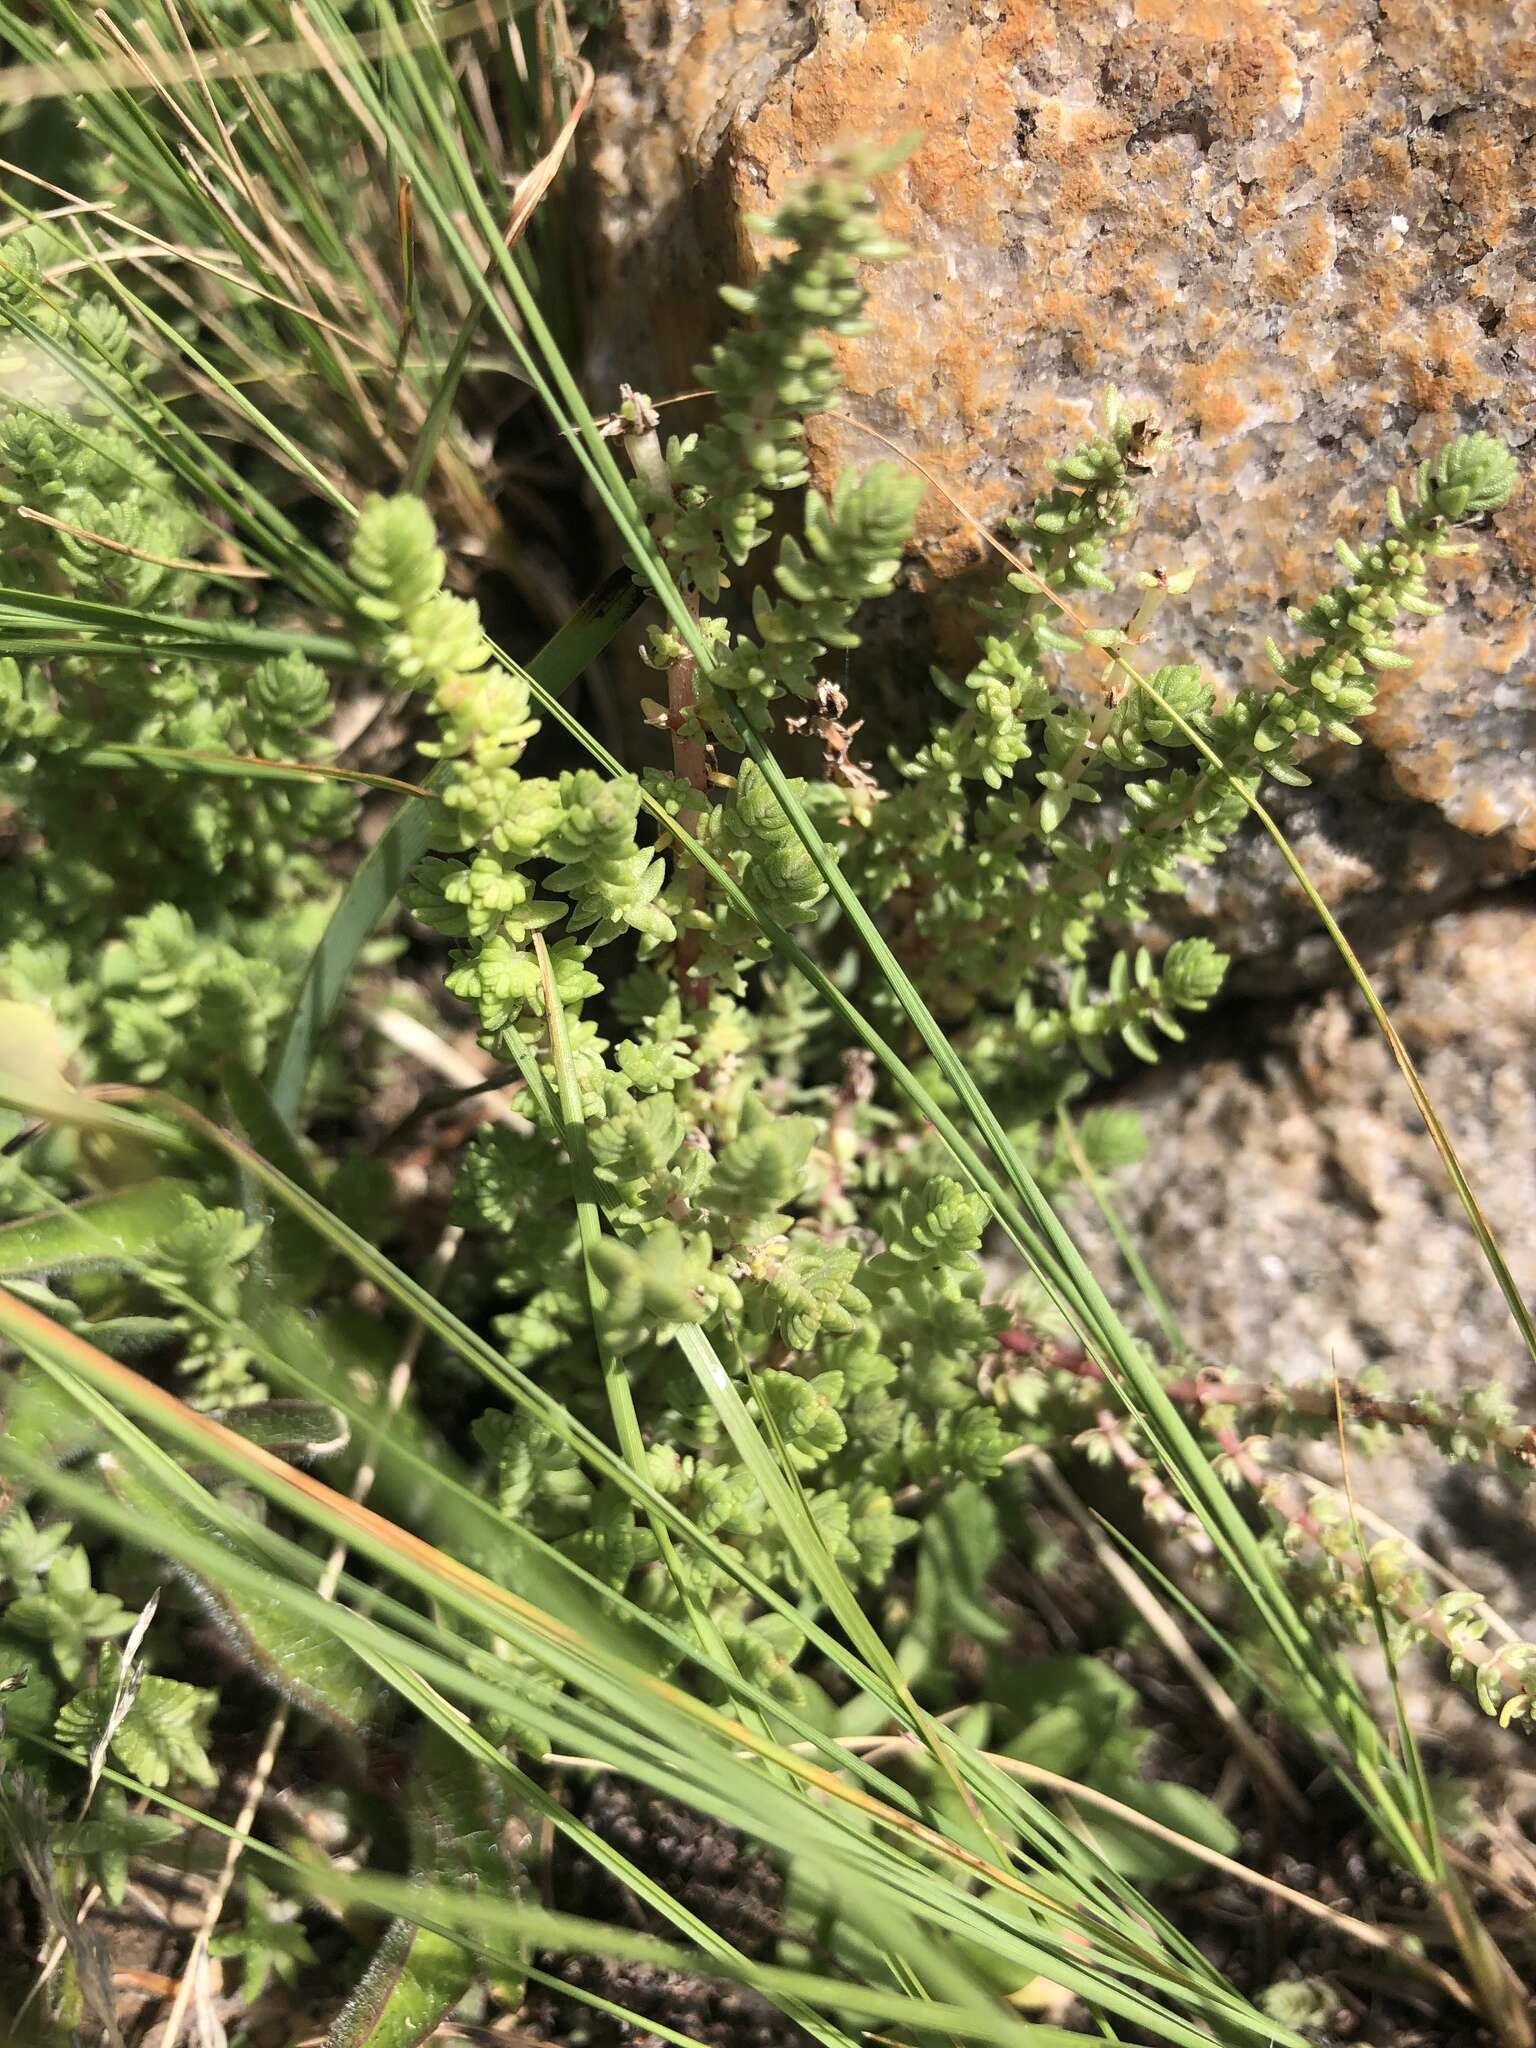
1060,896,1536,1631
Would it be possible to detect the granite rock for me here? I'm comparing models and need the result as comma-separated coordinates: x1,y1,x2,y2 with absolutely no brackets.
1059,895,1536,1630
1145,743,1530,993
584,0,1536,975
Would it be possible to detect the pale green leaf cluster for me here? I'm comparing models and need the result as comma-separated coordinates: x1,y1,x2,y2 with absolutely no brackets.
635,149,907,598
0,1500,209,1880
56,1657,218,1788
333,159,1521,1689
0,233,353,1126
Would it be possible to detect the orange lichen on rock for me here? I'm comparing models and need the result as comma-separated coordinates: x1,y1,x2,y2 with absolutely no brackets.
1391,307,1502,417
586,0,1536,872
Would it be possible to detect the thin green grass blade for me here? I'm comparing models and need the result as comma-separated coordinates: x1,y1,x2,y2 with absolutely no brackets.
0,1180,196,1276
0,584,355,660
73,743,427,799
0,1288,1277,2044
1056,1110,1184,1359
1125,669,1536,1367
523,1965,715,2048
0,1427,1058,2045
220,1061,321,1200
526,937,749,1686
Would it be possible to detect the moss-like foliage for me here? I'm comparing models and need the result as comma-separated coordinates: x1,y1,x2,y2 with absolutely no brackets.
0,231,353,1123
337,158,1515,1670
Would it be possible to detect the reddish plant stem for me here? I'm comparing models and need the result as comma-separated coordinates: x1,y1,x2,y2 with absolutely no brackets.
1222,1435,1531,1712
1085,1405,1213,1554
1004,1330,1532,1697
998,1328,1536,1468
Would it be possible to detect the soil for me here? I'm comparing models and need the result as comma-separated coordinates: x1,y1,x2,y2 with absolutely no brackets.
526,1774,812,2048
